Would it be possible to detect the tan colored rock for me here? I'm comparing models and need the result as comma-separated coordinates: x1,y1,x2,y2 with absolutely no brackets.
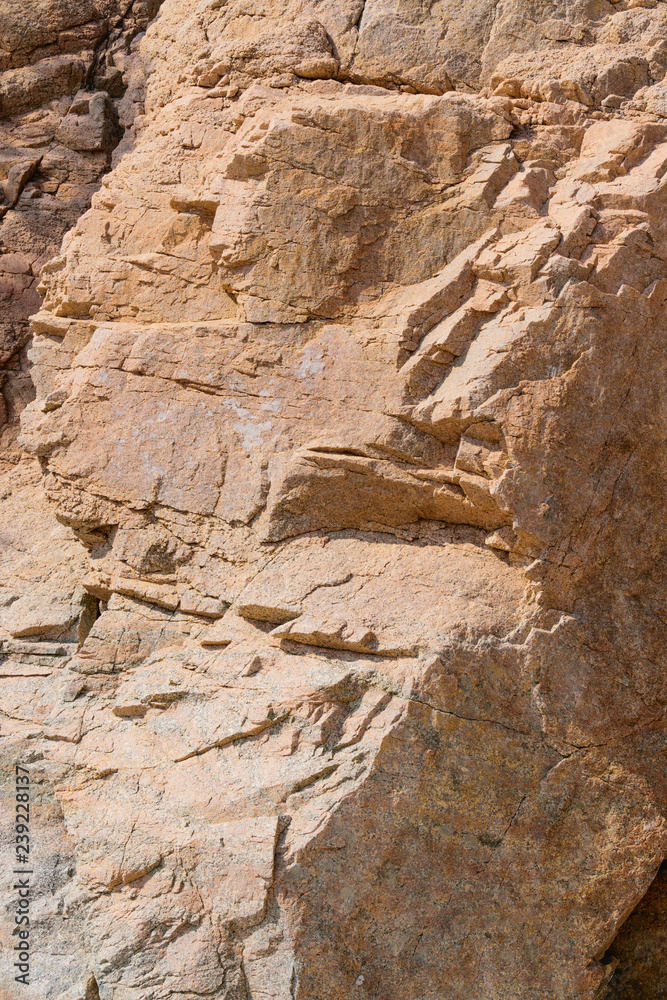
2,1,667,998
0,0,166,465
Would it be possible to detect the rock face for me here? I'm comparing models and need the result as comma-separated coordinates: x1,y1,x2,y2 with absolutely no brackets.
2,1,667,998
0,0,163,466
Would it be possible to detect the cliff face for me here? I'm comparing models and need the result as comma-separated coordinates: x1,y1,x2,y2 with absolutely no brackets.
2,2,667,998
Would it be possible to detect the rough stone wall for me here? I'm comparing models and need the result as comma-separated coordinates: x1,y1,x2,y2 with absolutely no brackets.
2,1,667,998
0,0,162,465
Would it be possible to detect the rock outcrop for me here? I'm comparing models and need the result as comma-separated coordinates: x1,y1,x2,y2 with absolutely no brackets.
0,0,164,460
2,2,667,998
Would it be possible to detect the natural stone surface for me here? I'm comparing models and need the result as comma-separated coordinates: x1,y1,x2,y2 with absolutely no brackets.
0,0,163,467
2,1,667,998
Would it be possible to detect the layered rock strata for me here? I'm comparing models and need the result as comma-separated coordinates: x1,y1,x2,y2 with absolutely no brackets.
2,1,667,998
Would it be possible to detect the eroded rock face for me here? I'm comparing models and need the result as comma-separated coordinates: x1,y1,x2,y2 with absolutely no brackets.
0,0,163,467
2,2,667,999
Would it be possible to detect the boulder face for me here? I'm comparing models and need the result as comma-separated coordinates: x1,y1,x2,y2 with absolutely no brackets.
2,2,667,999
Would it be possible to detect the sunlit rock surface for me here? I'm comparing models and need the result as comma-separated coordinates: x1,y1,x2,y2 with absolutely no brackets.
2,2,667,998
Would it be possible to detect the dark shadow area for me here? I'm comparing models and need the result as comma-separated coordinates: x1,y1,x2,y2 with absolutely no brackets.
85,974,101,1000
603,861,667,998
77,592,101,647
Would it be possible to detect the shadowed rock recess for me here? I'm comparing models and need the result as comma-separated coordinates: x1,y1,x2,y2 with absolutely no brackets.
2,0,667,997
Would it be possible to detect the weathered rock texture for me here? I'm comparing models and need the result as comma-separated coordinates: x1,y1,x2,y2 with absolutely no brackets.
2,1,667,998
0,0,164,466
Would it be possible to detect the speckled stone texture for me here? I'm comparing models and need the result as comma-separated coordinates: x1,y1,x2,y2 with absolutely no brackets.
2,2,667,998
